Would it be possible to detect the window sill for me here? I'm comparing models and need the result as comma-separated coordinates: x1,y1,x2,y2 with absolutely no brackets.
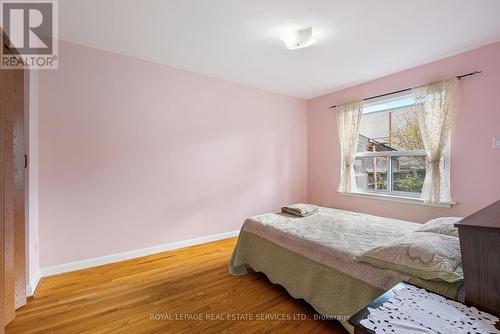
337,191,454,208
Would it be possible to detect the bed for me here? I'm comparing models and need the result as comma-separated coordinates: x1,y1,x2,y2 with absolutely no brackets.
228,206,462,333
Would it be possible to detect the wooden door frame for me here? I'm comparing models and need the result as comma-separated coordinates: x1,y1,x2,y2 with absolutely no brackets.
1,33,27,331
1,66,6,334
13,64,27,310
1,63,17,331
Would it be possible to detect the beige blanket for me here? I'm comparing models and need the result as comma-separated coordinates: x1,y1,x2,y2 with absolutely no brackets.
236,207,431,291
281,203,319,217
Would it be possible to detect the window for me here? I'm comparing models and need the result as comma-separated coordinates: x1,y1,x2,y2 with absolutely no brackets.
353,92,448,199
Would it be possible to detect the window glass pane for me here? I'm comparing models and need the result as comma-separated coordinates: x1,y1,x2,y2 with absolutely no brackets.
358,106,424,152
389,107,424,151
392,156,426,193
353,95,438,198
354,156,388,191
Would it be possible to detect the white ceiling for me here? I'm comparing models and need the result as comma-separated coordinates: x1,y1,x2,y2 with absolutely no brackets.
59,0,500,99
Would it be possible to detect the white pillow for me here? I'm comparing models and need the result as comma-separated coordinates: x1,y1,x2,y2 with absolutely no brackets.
414,217,463,238
355,232,463,282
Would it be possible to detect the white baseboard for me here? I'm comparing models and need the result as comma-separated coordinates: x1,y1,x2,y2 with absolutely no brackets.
26,270,42,297
39,230,240,279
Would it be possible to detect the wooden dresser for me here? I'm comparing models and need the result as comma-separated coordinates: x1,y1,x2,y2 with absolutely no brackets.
455,199,500,316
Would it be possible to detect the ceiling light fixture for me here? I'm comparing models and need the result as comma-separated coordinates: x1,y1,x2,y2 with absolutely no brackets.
280,26,316,50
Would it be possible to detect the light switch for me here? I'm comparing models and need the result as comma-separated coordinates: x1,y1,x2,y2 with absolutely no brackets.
493,137,500,149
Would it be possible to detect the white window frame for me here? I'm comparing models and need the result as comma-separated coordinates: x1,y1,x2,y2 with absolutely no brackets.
345,92,453,208
355,150,427,198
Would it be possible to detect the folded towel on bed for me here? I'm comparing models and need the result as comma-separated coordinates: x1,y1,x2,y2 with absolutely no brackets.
281,203,319,217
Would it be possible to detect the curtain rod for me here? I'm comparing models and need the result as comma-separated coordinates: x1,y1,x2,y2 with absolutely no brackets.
328,71,482,109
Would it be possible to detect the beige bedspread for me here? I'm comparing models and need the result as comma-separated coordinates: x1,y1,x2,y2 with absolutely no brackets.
229,207,462,333
233,207,424,291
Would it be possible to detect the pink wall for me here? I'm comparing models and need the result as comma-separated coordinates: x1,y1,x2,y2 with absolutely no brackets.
38,41,307,267
308,41,500,223
39,40,500,268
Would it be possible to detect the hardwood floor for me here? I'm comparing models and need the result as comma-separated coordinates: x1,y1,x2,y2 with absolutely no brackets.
6,238,347,333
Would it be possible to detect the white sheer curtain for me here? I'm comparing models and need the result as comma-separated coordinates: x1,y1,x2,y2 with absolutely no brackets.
336,101,363,193
413,77,458,204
